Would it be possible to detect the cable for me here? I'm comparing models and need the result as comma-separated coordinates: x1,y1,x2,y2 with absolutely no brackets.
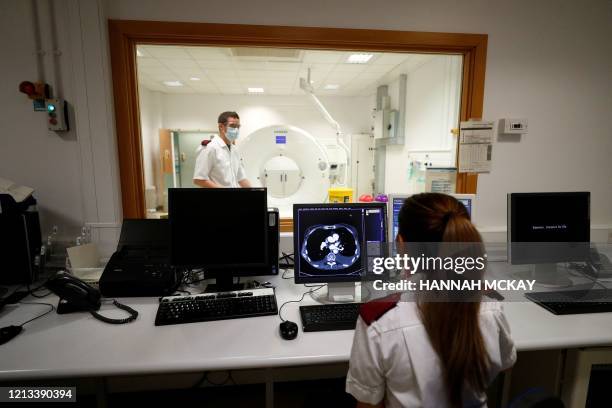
90,300,138,324
279,252,294,269
27,282,52,298
192,371,236,388
17,301,55,327
278,284,325,322
280,252,295,279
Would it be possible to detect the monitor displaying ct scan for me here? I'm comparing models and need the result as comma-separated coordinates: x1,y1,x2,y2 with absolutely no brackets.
293,203,387,284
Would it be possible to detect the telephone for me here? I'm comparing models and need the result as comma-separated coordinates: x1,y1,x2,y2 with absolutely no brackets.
46,271,101,311
46,272,138,324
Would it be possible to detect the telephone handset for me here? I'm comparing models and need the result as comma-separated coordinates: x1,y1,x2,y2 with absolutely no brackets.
46,272,138,324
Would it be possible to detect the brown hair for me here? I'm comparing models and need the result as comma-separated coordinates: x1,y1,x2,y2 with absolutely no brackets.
398,193,489,407
217,111,240,125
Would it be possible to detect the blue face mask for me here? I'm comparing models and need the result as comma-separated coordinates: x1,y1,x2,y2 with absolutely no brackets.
226,127,239,141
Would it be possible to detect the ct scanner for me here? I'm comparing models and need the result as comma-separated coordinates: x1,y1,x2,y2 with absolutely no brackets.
238,125,331,217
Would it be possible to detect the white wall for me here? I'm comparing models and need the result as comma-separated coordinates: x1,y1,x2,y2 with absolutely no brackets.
384,55,462,193
0,0,121,251
1,0,610,255
105,0,612,235
0,0,83,240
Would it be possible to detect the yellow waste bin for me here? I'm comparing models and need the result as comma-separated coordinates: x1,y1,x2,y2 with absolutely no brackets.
328,187,353,203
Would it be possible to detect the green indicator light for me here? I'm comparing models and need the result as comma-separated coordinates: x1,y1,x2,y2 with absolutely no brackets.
47,104,56,112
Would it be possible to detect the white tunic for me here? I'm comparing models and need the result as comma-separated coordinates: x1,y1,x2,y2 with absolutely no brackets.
346,301,516,408
193,136,246,187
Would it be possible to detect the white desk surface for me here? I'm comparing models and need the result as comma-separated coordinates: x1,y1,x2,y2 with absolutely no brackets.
1,273,612,381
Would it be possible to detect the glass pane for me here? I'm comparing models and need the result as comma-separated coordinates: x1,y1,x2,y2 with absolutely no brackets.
136,45,463,219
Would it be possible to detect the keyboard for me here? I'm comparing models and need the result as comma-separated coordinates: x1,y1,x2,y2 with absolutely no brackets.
299,303,363,332
525,289,612,315
155,288,278,326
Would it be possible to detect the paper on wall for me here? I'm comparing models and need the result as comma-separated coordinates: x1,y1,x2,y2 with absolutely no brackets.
425,168,457,194
458,121,494,173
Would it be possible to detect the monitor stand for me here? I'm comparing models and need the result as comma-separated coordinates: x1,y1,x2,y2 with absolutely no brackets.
204,275,245,293
311,282,365,304
514,263,573,288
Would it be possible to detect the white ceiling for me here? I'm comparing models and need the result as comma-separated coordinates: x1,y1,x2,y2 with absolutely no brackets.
136,45,435,96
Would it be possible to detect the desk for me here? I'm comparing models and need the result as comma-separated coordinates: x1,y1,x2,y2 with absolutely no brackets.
1,273,612,406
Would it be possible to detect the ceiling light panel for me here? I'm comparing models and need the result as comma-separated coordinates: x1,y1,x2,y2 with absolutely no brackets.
163,80,184,87
346,53,374,64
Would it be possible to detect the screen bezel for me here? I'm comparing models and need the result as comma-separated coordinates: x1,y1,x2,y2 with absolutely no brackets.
293,202,387,284
169,188,269,275
507,191,590,265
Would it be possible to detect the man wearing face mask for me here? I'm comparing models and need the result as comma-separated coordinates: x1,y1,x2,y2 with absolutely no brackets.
193,111,251,188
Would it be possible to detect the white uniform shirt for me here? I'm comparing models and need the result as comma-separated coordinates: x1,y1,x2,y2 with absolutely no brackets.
346,301,516,408
193,136,246,187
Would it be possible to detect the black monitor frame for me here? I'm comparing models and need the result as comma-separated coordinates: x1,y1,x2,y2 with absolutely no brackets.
169,188,269,291
507,191,590,265
293,202,387,285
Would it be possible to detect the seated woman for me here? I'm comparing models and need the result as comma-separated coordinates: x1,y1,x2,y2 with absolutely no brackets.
346,193,516,408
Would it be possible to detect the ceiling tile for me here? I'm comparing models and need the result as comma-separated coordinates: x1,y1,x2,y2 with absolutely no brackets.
142,45,192,59
330,64,368,74
375,53,414,65
170,68,207,78
185,46,231,60
195,60,231,70
363,64,397,74
324,73,359,84
302,50,343,64
161,59,200,69
265,61,301,71
139,66,174,76
136,57,163,68
234,61,267,71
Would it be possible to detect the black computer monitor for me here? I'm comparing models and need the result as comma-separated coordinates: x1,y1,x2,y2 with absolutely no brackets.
293,203,387,301
508,192,590,285
169,188,269,291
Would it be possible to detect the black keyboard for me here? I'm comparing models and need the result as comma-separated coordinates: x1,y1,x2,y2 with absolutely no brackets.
300,303,363,332
525,289,612,315
155,288,278,326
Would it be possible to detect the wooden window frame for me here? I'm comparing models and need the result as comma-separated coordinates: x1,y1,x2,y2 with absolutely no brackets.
109,20,487,232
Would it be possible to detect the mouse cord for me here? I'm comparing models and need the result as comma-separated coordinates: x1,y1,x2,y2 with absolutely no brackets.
277,284,325,322
16,301,55,327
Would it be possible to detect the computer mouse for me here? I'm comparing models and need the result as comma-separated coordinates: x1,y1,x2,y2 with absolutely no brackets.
279,321,298,340
0,325,23,345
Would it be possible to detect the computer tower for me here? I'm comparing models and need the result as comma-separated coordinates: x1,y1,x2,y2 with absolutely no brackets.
267,207,280,275
0,195,42,284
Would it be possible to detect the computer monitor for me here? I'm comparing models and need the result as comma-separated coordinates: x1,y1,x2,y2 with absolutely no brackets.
508,192,590,285
293,203,387,302
451,194,475,219
387,194,412,242
169,188,269,291
387,193,475,241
